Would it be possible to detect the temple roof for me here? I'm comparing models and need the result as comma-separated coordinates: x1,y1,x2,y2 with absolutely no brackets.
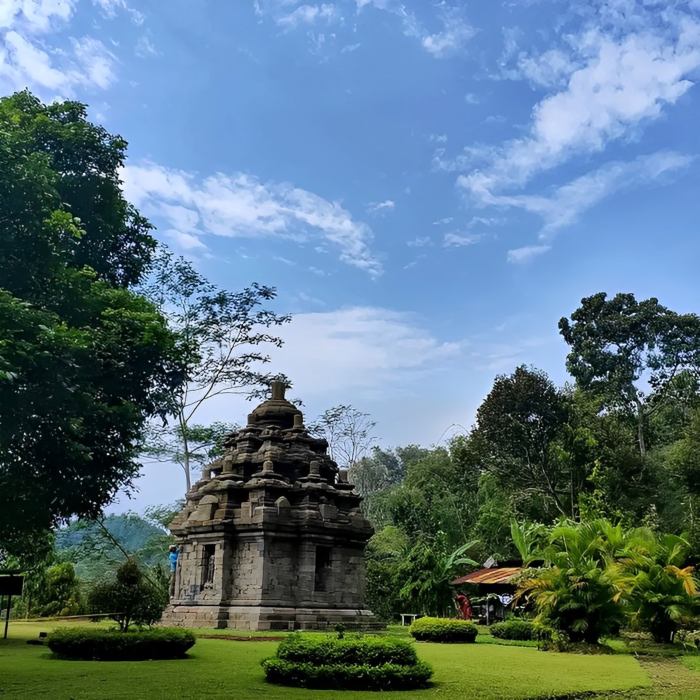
247,380,302,429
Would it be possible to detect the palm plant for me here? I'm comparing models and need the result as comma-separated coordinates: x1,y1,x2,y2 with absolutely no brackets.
624,532,698,643
516,520,630,644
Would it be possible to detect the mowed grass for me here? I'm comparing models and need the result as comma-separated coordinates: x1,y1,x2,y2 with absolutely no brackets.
0,622,653,700
683,655,700,673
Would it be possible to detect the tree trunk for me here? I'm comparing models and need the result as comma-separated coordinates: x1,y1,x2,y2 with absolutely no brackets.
635,400,647,458
178,412,191,491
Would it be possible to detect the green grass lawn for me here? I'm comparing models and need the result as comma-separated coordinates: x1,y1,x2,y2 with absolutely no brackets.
682,655,700,673
0,622,655,700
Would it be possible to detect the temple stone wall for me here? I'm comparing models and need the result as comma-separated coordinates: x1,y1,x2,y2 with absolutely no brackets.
161,381,381,630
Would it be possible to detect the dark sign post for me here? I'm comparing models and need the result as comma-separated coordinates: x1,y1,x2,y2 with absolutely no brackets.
0,574,25,639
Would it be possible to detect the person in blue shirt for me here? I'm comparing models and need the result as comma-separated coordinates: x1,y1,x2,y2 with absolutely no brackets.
168,545,178,595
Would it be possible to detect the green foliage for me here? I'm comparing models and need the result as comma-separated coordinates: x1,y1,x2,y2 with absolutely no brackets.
48,627,195,660
261,634,432,690
409,617,478,643
397,536,478,617
516,519,699,647
33,563,83,617
472,366,575,517
624,531,699,643
140,249,290,490
364,526,409,621
560,292,700,457
274,633,419,666
87,560,168,631
490,619,537,641
56,509,178,583
510,520,548,566
517,520,629,644
0,92,182,562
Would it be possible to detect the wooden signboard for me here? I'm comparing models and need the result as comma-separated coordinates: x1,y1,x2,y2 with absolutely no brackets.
0,574,24,639
0,575,24,597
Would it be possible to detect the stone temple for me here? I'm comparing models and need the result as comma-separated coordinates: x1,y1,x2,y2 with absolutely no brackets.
161,382,379,630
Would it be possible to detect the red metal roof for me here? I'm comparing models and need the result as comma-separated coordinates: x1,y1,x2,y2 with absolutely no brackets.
450,566,522,586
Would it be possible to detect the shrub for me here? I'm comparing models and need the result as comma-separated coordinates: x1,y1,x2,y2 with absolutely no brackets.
88,559,168,632
262,634,432,690
48,627,195,660
490,619,536,641
262,658,433,691
409,617,478,643
276,633,418,666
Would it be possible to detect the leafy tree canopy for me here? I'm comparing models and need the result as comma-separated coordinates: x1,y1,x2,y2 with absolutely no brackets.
0,92,182,563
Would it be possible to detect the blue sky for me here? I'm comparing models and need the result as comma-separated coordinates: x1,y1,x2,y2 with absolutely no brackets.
2,0,700,510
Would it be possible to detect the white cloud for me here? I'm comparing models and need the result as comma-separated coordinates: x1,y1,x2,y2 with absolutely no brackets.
71,36,116,88
485,150,692,237
92,0,143,24
443,232,482,247
122,161,383,276
0,0,117,95
367,199,395,213
407,236,432,248
507,245,551,264
421,15,475,59
500,151,692,263
269,306,462,396
135,34,157,57
461,25,700,198
516,48,579,88
165,230,209,252
356,1,473,58
0,0,75,33
276,3,338,28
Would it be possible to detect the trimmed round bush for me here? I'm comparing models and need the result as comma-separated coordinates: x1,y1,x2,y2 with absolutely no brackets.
262,634,433,690
410,617,478,643
490,619,536,641
48,627,196,660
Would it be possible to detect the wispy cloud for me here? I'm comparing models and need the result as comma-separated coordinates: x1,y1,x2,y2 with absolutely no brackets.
501,151,692,262
276,3,339,29
367,199,395,213
122,161,383,276
92,0,143,24
461,24,700,198
269,306,462,395
407,236,432,248
357,1,474,58
491,150,692,238
443,232,482,247
421,10,475,59
0,0,118,97
507,245,551,264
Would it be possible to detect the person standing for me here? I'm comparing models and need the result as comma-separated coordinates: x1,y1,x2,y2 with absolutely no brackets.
168,545,179,595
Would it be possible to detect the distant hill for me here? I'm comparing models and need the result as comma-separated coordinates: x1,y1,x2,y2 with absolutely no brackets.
56,513,171,582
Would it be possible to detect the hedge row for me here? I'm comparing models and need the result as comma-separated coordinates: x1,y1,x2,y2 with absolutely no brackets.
275,633,418,666
262,634,433,690
48,627,196,660
490,619,536,641
410,617,478,643
262,658,433,690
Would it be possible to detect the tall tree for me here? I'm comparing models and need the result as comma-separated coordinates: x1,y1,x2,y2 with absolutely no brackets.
0,92,182,563
308,404,377,469
559,293,700,457
472,366,572,516
141,251,290,490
